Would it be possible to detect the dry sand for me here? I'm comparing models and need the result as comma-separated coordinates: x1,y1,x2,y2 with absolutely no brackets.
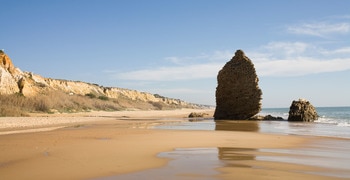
0,109,347,180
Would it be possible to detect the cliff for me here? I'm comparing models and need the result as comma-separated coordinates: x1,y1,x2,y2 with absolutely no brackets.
0,50,205,111
0,50,22,94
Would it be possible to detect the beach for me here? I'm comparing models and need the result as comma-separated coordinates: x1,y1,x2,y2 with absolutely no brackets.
1,109,349,180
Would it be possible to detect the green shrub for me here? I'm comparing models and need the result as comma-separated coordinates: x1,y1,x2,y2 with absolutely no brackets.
149,101,164,110
85,93,96,99
98,96,109,101
0,90,184,116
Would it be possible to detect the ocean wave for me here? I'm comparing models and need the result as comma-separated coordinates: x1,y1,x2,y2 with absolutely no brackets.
337,122,350,127
316,116,350,127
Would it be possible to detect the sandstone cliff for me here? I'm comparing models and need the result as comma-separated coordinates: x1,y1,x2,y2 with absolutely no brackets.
0,50,204,111
0,50,21,94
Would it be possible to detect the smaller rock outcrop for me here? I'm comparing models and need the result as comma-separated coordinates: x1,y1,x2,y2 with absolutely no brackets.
288,99,318,122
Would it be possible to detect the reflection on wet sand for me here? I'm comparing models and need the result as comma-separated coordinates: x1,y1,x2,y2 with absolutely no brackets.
215,120,259,132
98,142,350,179
98,148,221,180
218,147,256,168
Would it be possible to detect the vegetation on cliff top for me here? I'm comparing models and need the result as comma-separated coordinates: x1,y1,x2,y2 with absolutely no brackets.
0,91,182,117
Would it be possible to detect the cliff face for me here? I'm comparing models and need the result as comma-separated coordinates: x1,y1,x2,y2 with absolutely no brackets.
0,50,20,94
0,50,15,73
0,50,202,109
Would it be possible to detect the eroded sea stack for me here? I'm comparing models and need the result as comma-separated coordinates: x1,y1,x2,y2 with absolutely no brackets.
214,50,262,120
288,99,318,122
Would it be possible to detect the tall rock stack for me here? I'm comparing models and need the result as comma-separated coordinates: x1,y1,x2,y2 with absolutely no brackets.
288,99,318,122
214,50,262,120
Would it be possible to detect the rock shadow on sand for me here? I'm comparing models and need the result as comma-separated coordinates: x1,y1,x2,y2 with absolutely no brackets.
215,120,259,132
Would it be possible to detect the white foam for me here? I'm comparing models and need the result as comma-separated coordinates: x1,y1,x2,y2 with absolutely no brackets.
315,116,350,127
337,122,350,127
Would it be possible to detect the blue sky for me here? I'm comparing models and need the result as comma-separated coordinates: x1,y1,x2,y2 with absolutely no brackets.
1,0,350,108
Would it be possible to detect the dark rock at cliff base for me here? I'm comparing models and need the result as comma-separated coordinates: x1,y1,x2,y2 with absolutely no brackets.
288,99,318,122
188,112,209,118
214,50,262,120
249,114,284,121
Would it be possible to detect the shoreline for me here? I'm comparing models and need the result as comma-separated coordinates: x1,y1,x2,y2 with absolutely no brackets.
1,109,349,179
0,108,212,135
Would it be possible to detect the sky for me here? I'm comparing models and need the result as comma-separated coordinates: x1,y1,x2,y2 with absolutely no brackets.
1,0,350,108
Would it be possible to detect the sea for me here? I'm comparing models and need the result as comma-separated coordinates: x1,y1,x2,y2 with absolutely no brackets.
261,106,350,138
155,106,350,139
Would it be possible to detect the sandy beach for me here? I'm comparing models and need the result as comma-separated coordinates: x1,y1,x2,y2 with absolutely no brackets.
0,109,349,180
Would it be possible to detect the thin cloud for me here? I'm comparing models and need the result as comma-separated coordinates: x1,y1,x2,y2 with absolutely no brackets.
116,63,221,81
164,50,233,65
262,42,311,57
150,88,210,94
255,58,350,77
254,41,350,76
330,15,350,19
115,50,233,81
320,47,350,55
287,22,350,37
114,43,350,81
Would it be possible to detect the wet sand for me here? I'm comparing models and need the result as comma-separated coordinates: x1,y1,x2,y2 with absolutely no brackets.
0,109,349,180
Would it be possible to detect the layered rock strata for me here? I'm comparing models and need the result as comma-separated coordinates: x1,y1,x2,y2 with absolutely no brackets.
0,50,203,109
214,50,262,120
0,50,21,94
288,99,318,122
